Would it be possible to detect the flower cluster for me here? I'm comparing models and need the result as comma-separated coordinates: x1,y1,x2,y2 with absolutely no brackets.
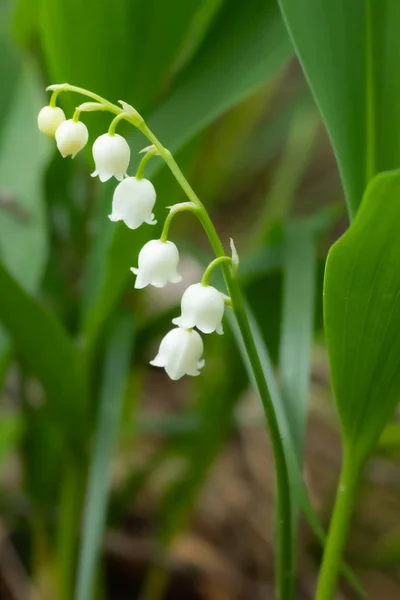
38,95,229,380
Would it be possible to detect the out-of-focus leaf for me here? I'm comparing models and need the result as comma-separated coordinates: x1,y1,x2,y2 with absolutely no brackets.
280,220,316,455
0,260,86,442
0,1,21,148
325,170,400,466
0,414,24,467
278,0,400,218
254,102,319,243
76,313,134,600
0,65,49,291
129,0,211,110
82,0,291,347
39,0,136,108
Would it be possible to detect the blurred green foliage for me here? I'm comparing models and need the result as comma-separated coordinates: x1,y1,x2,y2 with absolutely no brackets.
2,0,393,598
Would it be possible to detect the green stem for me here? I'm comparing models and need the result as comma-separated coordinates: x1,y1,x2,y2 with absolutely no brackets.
72,109,81,123
47,84,121,114
108,113,126,135
50,90,61,107
201,256,232,286
315,453,360,600
160,202,199,242
136,148,159,180
140,123,293,600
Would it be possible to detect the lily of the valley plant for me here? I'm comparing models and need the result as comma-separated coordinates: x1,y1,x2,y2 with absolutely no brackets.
38,83,293,600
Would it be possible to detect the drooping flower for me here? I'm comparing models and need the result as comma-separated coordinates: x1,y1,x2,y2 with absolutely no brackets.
172,283,225,334
91,133,130,182
150,327,204,380
131,239,182,289
55,119,89,158
109,177,156,229
37,105,66,138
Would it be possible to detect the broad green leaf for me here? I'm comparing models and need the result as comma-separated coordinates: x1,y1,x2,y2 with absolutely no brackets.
0,260,86,443
39,0,136,106
280,220,316,455
324,170,400,464
82,0,291,346
278,0,400,218
76,313,134,600
0,65,49,291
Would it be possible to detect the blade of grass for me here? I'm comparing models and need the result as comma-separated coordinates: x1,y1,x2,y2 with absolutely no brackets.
75,312,135,600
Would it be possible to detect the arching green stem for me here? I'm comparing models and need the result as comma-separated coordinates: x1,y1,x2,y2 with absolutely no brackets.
50,90,61,108
136,148,159,180
160,202,199,242
108,113,127,135
201,256,233,286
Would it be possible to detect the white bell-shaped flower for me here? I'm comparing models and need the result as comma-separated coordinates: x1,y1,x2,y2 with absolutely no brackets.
131,239,182,289
91,133,130,182
150,327,205,380
172,283,225,334
38,105,66,138
55,119,89,158
109,177,156,229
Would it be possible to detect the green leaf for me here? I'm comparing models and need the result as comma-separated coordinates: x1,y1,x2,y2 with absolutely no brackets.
0,260,86,442
324,170,400,464
75,313,134,600
254,101,319,243
278,0,400,218
280,220,316,455
0,65,49,291
39,0,136,106
128,0,213,110
82,0,291,346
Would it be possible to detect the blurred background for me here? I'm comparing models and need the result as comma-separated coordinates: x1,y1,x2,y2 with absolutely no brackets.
1,0,400,598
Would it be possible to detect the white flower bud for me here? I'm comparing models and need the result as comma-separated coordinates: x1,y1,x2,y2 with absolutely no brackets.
55,119,89,158
109,177,156,229
37,105,66,138
150,327,205,380
131,239,182,289
172,283,225,334
91,133,130,182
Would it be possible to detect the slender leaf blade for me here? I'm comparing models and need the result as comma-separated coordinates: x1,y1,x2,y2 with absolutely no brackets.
280,220,316,455
75,313,134,600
